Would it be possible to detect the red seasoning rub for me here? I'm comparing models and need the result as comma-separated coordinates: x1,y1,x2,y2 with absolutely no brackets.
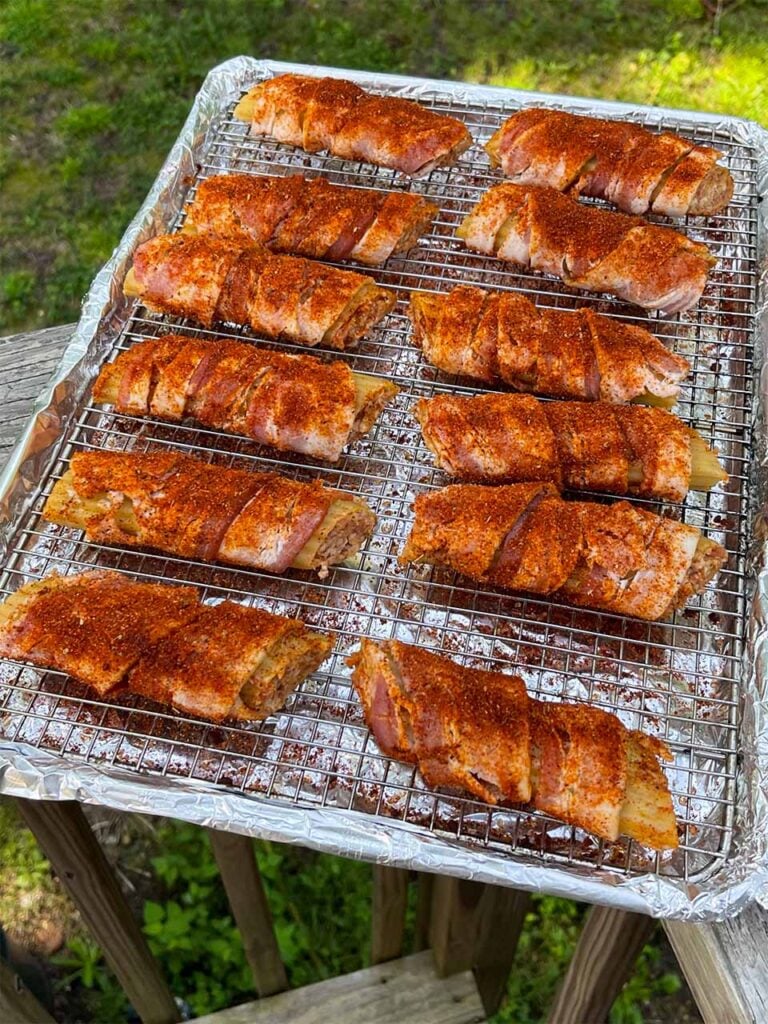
415,392,726,501
409,285,690,405
0,570,332,721
349,638,678,849
43,449,376,576
124,234,395,349
400,482,726,620
93,335,398,463
234,74,472,176
486,108,734,218
183,174,438,266
457,183,716,313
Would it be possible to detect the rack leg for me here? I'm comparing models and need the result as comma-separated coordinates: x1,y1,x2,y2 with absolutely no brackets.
207,830,288,997
16,799,179,1024
546,906,655,1024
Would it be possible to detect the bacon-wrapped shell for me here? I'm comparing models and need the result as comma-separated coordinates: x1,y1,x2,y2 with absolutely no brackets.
183,174,438,266
234,74,472,176
350,638,678,849
94,335,398,463
409,285,689,405
400,482,726,620
415,392,726,501
457,183,716,313
0,570,332,721
43,450,376,577
486,108,733,218
125,234,395,349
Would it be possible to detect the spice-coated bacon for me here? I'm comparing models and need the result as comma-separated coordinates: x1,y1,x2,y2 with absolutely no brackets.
183,174,438,266
349,639,678,849
409,285,689,404
486,108,734,218
415,392,726,501
125,234,395,349
234,74,472,176
457,183,716,313
43,449,376,577
93,335,399,463
400,482,726,620
0,571,332,722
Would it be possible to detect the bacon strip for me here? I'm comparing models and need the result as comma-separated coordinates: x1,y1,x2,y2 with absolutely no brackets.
400,482,725,620
486,108,734,218
458,184,716,313
126,234,395,349
409,285,689,404
93,335,398,463
183,174,438,266
43,449,376,576
349,638,678,848
415,392,724,501
234,74,472,176
0,570,332,721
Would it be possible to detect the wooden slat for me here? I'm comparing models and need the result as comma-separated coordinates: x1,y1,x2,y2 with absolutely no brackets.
17,799,179,1024
371,866,410,964
429,876,528,1015
208,830,288,998
472,887,530,1016
664,908,768,1024
0,324,73,465
0,958,55,1024
546,906,655,1024
192,951,484,1024
430,876,485,976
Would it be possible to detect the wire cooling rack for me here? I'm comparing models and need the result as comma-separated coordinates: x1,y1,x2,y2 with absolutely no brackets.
0,67,760,889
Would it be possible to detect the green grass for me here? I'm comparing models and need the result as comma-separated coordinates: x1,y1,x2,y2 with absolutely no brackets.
0,0,766,333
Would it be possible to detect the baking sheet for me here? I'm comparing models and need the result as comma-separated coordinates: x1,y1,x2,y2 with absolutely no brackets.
1,57,767,920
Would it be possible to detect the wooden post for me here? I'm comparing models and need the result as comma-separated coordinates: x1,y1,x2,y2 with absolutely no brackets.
430,876,485,976
413,872,434,952
207,830,288,997
17,799,179,1024
371,866,410,965
664,909,768,1024
473,886,530,1016
429,876,529,1016
0,958,55,1024
546,906,655,1024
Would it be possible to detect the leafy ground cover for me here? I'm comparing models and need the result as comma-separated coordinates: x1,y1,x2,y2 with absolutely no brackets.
1,0,766,333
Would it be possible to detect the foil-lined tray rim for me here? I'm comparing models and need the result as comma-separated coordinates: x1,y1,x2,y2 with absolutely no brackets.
1,55,767,920
1,740,762,922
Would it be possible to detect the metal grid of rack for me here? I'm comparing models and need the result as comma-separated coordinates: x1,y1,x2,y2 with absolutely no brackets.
0,71,759,886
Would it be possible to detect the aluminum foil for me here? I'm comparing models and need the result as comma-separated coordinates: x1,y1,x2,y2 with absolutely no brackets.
1,57,767,921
